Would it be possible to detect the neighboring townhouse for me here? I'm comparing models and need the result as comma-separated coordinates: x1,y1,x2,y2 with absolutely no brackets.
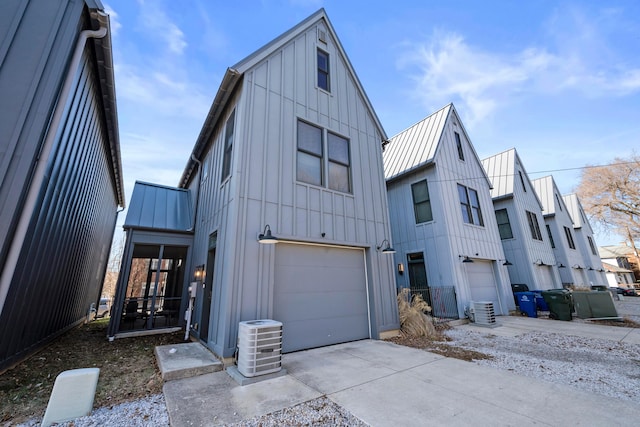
384,104,515,318
563,194,608,286
600,244,640,282
0,0,124,371
481,149,562,291
531,176,585,287
109,9,399,360
602,262,636,288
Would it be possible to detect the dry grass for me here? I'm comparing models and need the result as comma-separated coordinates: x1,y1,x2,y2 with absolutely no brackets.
397,289,436,338
391,290,492,362
0,318,185,424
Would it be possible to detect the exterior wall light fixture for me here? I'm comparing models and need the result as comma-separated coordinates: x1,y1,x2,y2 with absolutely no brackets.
194,264,205,281
398,263,404,275
459,255,474,263
502,259,513,266
258,224,278,244
376,239,396,254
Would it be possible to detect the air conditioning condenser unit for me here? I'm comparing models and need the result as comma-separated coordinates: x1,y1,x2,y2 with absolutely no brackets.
471,301,496,326
237,320,283,377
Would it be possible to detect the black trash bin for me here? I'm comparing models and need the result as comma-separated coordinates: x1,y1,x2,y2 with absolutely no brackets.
541,289,573,321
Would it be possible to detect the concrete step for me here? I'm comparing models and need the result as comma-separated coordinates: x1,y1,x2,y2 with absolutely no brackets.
155,342,223,381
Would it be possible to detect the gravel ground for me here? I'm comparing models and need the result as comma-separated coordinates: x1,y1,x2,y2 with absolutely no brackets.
15,300,640,426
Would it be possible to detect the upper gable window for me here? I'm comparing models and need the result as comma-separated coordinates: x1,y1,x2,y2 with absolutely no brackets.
458,184,483,226
317,49,330,92
221,109,235,181
518,171,527,192
411,180,433,224
455,132,464,161
555,193,563,211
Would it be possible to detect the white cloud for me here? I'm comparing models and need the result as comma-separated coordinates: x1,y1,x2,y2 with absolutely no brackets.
399,6,640,125
139,2,188,55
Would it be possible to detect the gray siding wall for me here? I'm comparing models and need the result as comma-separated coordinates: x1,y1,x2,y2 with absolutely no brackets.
496,161,561,290
0,0,84,266
192,19,397,357
0,2,120,370
532,177,583,286
388,116,514,316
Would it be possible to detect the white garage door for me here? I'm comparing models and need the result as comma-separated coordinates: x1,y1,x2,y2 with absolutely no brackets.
466,260,500,311
273,244,370,353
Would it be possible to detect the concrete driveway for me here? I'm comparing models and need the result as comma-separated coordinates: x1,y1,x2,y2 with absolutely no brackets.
164,318,640,426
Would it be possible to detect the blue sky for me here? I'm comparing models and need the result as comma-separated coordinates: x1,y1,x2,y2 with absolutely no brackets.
104,0,640,246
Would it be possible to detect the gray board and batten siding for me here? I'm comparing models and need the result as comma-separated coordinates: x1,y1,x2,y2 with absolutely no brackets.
0,0,123,371
180,9,398,359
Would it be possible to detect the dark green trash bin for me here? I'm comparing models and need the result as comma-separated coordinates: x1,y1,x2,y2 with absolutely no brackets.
541,289,573,321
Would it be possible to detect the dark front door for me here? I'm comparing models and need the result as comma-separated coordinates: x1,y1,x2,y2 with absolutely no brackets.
408,252,431,306
199,235,216,343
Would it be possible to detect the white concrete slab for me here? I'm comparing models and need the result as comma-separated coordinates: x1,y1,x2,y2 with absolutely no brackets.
163,370,321,427
155,342,222,381
41,368,100,427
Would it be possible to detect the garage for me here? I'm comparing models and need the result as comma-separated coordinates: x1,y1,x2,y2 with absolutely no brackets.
466,260,502,312
273,243,370,352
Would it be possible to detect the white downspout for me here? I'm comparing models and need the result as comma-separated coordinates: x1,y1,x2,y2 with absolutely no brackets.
0,22,108,314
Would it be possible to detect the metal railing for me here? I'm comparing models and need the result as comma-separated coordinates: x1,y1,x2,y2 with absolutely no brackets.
407,286,459,320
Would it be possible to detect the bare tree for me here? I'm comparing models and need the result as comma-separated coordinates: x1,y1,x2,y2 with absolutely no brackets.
576,153,640,254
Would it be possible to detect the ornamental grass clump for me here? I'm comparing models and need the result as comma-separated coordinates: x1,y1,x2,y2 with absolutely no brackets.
397,288,436,338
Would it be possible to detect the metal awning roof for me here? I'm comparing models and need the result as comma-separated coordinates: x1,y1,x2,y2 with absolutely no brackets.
123,181,193,232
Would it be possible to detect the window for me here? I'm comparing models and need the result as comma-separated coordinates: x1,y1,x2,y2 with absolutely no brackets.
564,226,576,249
555,193,563,211
546,224,555,248
297,120,351,192
297,121,323,186
411,180,433,224
588,236,597,255
327,132,350,192
317,49,330,91
495,209,513,239
458,184,484,226
221,109,235,181
455,132,464,161
526,211,543,240
518,170,527,192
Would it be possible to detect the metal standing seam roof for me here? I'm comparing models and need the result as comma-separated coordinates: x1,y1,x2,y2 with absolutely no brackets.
481,148,516,199
124,181,193,232
530,175,558,215
383,104,451,181
563,193,592,231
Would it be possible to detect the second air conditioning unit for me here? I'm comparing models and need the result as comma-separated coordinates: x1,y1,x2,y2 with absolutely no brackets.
237,319,283,377
471,301,496,326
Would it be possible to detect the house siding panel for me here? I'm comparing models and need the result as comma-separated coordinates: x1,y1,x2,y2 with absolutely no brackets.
0,43,119,369
190,13,397,357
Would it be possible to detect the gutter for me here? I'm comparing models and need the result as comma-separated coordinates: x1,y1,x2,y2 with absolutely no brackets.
0,16,109,315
